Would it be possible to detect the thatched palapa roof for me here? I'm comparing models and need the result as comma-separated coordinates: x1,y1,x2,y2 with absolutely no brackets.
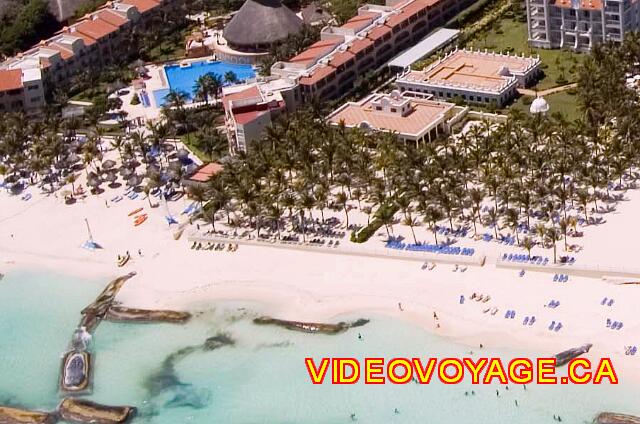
223,0,303,47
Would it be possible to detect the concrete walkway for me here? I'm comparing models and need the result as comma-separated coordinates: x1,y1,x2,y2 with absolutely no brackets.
518,83,577,97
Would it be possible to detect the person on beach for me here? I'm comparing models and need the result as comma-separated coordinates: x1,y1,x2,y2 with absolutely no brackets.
398,302,403,311
433,312,438,320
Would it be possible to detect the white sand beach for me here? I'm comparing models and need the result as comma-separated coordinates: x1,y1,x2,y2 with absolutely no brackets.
1,175,640,383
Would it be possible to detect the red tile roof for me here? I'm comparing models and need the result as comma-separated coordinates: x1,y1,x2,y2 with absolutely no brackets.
0,70,23,91
329,50,355,68
299,65,336,85
74,17,119,40
554,0,602,9
222,85,261,110
340,11,380,31
367,24,392,40
48,43,74,59
96,9,129,26
188,162,224,182
234,109,268,125
289,38,342,66
348,37,373,54
121,0,160,13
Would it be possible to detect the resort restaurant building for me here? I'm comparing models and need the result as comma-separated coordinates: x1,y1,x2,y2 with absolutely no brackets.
271,0,478,103
326,90,457,145
0,0,180,114
525,0,640,52
222,0,479,152
222,82,291,153
0,68,46,115
395,48,541,107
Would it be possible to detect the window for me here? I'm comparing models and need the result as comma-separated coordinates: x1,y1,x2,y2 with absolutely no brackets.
391,107,397,112
27,85,39,91
31,96,41,103
376,106,382,110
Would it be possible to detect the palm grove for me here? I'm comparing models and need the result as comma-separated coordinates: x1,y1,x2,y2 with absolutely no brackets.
2,36,640,263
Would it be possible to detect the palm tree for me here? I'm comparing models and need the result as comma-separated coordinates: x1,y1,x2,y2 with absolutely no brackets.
522,236,535,259
485,207,499,239
546,227,561,263
423,206,444,245
503,208,520,244
336,191,349,228
224,70,238,84
375,203,396,239
403,213,419,244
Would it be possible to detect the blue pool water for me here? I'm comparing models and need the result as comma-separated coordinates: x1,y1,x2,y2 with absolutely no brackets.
1,270,640,423
153,61,255,106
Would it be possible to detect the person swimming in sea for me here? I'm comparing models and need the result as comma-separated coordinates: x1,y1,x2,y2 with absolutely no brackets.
357,333,362,340
350,413,357,421
394,408,399,414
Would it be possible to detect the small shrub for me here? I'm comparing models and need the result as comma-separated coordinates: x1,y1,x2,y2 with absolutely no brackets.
130,94,141,105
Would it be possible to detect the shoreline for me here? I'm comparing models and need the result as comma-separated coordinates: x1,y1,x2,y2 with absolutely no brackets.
1,190,640,385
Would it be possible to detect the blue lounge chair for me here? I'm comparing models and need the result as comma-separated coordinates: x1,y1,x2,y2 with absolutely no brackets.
529,316,536,325
548,321,556,330
601,297,607,305
553,274,559,282
611,321,618,329
607,299,614,306
606,318,611,328
617,322,623,330
554,322,562,332
631,346,637,355
459,295,465,304
504,311,510,318
523,316,529,325
510,310,516,319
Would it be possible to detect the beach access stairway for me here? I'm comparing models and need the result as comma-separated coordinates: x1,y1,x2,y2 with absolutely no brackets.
187,231,487,266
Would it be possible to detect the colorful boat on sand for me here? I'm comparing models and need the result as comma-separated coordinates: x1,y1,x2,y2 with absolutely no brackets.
128,207,143,216
134,215,148,226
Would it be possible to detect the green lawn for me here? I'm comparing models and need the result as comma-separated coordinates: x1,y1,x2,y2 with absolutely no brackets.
507,90,581,121
466,17,583,90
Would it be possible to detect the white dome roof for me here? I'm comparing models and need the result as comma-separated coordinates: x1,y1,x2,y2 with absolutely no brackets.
530,96,549,114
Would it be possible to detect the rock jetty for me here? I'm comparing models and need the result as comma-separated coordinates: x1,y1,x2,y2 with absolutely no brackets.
253,317,369,334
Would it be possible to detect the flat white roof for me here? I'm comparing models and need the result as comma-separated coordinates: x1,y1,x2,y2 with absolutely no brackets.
388,28,460,69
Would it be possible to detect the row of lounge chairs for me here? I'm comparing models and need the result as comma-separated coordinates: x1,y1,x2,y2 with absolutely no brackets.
386,241,475,256
191,241,238,252
21,193,31,201
624,346,637,356
548,321,563,331
547,300,560,308
436,226,468,237
553,274,569,282
606,319,623,330
601,297,615,306
522,316,536,326
504,310,516,319
502,253,550,265
111,195,123,203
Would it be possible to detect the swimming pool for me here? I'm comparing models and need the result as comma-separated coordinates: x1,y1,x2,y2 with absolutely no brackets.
154,61,255,106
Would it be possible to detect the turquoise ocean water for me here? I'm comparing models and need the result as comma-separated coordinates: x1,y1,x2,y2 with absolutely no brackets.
0,270,638,423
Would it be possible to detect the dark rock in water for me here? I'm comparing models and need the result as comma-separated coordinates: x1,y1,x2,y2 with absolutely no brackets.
257,341,293,349
554,343,593,367
595,412,640,424
164,387,212,410
144,346,198,396
0,405,54,424
203,333,235,351
253,316,370,334
58,398,136,424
